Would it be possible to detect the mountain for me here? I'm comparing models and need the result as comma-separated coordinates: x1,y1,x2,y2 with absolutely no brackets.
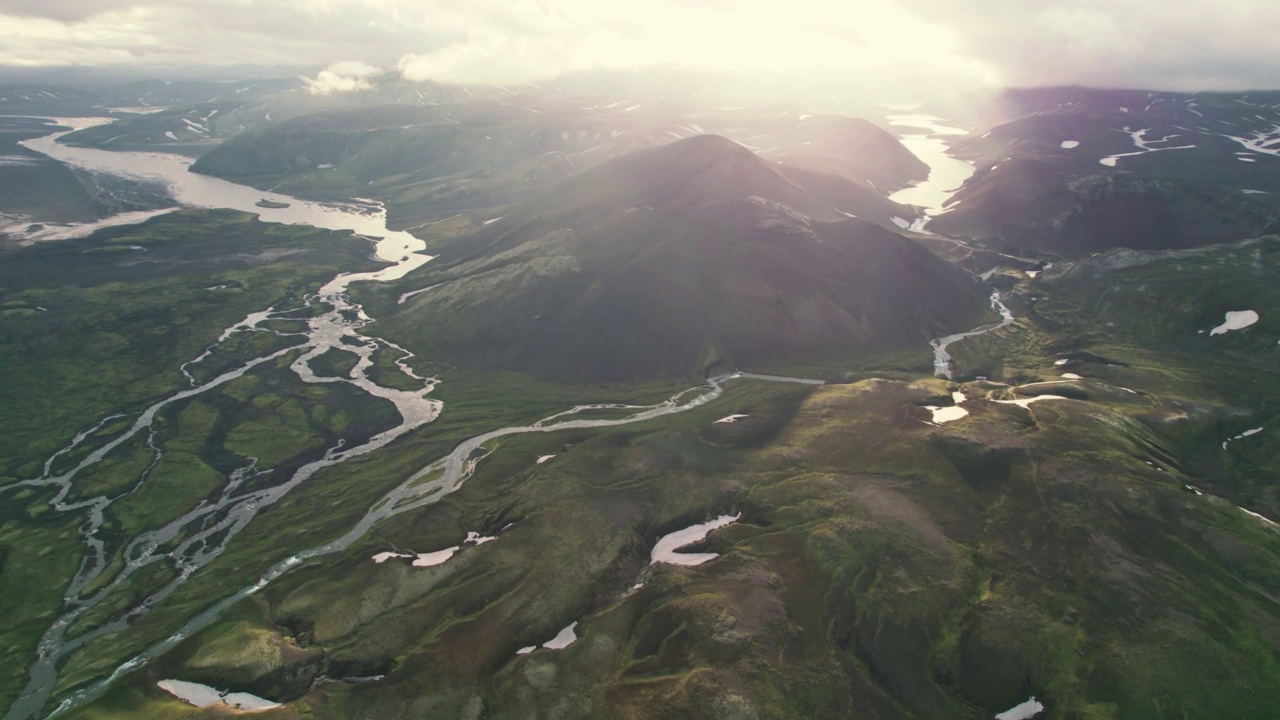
924,87,1280,256
185,100,928,230
376,135,992,381
56,78,479,153
775,114,929,191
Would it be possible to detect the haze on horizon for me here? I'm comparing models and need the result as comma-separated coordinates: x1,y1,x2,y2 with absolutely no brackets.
0,0,1278,96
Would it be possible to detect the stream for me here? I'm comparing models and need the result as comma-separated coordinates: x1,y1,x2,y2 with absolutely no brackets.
1,118,825,720
930,289,1016,379
878,113,1014,377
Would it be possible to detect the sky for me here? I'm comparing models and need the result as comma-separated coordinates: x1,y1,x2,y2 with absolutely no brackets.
0,0,1278,92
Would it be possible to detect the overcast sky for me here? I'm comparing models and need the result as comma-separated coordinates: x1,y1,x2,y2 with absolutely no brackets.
1,0,1277,92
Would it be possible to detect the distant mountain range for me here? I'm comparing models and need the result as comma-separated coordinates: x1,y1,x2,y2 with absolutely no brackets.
68,82,1276,261
186,104,928,232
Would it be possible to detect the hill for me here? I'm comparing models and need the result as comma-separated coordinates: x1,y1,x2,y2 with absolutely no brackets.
923,87,1280,255
375,135,992,381
776,114,929,190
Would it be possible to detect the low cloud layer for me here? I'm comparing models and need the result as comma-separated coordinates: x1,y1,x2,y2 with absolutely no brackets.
2,0,1279,92
303,60,381,94
896,0,1280,91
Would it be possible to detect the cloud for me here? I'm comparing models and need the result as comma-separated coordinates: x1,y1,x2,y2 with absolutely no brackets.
0,0,984,92
0,0,140,23
0,0,1277,92
0,1,455,70
303,60,382,94
893,0,1280,90
395,0,987,89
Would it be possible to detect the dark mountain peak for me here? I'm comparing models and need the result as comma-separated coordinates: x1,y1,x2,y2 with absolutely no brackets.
780,115,928,191
797,114,885,137
544,133,843,221
614,133,785,190
652,132,755,160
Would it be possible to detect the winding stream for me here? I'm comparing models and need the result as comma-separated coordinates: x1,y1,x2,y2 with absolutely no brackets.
930,289,1015,379
2,118,824,720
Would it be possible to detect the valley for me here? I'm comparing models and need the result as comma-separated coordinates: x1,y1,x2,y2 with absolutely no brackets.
1,80,1279,720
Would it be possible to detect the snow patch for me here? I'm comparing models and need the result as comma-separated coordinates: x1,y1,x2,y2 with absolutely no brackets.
995,395,1071,409
926,405,969,424
412,547,459,567
1223,427,1264,450
158,679,279,712
371,551,411,563
543,622,579,649
397,283,441,305
1239,506,1280,528
1209,310,1258,336
996,697,1045,720
652,514,740,566
1099,128,1195,167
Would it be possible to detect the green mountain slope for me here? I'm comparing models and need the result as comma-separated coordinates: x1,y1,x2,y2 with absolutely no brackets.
70,369,1280,720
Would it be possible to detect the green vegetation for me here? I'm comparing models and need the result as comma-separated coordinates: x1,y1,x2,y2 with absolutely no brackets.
64,232,1280,719
0,209,384,706
67,370,1280,719
0,208,379,479
0,487,85,694
306,347,359,380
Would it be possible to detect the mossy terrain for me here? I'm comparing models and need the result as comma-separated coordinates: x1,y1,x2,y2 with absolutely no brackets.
1,206,717,714
67,370,1280,719
11,218,1280,720
0,209,381,480
0,209,388,705
50,229,1280,719
949,237,1280,517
